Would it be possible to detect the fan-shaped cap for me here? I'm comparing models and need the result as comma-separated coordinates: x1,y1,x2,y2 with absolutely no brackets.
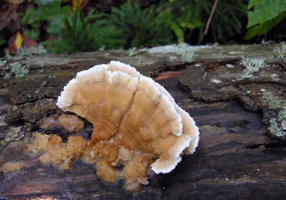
57,61,199,174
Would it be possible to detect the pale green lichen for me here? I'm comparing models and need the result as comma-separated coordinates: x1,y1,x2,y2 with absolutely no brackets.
3,62,30,79
268,118,286,137
0,59,7,67
203,72,208,79
169,56,177,62
5,53,12,60
99,45,106,51
4,45,47,63
181,49,195,62
41,81,47,87
4,73,11,80
240,56,270,72
142,43,211,54
273,41,286,61
278,110,286,121
1,46,45,79
129,47,137,57
16,44,47,57
239,56,270,80
261,92,286,138
10,62,29,78
48,75,56,79
241,68,254,79
261,92,282,110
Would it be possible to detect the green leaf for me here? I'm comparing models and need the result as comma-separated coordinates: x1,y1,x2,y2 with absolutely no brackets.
247,0,286,28
170,23,184,43
23,29,40,40
106,0,173,48
245,12,286,40
21,7,38,24
0,39,5,46
248,0,260,8
79,11,85,25
63,16,73,36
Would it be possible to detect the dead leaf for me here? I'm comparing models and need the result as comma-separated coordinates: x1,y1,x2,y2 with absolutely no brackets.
15,31,23,49
72,0,89,12
72,0,83,11
6,34,37,54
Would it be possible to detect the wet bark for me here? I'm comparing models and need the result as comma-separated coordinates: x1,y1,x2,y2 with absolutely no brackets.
1,44,286,199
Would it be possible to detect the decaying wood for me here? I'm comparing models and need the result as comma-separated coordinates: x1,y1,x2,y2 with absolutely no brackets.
0,44,286,199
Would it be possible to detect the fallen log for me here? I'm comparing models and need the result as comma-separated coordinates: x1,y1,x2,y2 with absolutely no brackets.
0,43,286,199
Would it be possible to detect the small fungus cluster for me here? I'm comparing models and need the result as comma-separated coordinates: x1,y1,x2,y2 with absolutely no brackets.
40,114,85,133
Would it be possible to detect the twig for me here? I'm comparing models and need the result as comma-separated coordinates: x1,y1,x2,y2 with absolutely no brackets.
203,0,219,36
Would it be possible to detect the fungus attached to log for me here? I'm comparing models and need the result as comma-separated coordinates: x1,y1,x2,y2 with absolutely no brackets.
1,161,26,174
56,61,200,191
40,114,84,133
24,132,88,171
10,61,198,192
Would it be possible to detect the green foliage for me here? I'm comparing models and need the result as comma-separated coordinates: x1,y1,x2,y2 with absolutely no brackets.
167,0,247,43
43,7,125,53
245,0,286,40
107,0,173,48
43,0,175,52
170,23,184,43
18,0,285,52
21,0,72,40
0,39,5,46
22,0,125,53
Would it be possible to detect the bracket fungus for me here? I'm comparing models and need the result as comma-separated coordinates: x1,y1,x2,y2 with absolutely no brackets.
54,61,199,191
